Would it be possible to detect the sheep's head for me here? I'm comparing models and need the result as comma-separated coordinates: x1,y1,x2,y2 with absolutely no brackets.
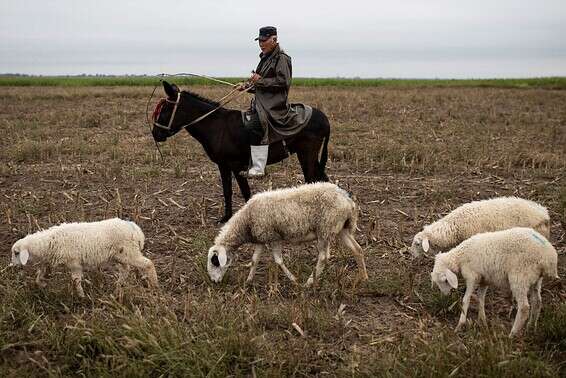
430,254,458,295
410,232,430,258
10,240,30,266
207,245,232,283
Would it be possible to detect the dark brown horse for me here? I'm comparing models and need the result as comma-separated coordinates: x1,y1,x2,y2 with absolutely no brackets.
152,81,330,222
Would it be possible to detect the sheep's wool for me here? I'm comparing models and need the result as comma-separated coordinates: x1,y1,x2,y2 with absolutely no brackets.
12,218,145,267
412,197,550,256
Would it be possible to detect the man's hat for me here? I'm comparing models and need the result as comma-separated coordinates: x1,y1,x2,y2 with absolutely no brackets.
254,26,277,41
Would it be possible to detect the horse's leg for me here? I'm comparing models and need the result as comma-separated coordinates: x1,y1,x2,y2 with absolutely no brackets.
218,165,233,223
234,171,251,202
317,135,330,182
296,146,319,183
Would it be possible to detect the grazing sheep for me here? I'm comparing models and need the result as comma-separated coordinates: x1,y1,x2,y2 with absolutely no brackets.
410,197,550,257
10,218,158,297
431,227,558,337
207,182,369,286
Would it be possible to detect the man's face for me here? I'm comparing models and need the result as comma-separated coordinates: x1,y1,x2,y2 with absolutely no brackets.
259,36,277,54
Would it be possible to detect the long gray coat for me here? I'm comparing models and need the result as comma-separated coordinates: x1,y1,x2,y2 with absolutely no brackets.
252,45,312,143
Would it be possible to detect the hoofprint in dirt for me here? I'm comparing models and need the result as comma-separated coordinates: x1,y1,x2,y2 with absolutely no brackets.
0,85,565,376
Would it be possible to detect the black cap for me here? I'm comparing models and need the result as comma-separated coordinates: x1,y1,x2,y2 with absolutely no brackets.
254,26,277,41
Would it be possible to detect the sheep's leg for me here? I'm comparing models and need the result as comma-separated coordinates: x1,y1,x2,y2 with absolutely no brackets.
129,256,159,288
69,263,85,298
306,240,329,287
271,242,297,284
246,244,264,284
507,296,516,319
509,289,530,338
477,285,488,326
455,280,477,332
339,230,369,281
35,265,50,288
527,278,543,331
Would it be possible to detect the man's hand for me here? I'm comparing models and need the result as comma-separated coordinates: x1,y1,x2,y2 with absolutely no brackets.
250,73,262,83
235,82,249,91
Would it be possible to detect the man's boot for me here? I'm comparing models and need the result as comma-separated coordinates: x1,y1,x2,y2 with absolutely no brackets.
241,145,269,178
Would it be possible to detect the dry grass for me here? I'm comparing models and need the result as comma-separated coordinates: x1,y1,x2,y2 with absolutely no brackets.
1,85,565,377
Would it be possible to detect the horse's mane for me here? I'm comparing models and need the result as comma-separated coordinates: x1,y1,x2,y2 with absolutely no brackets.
181,90,221,108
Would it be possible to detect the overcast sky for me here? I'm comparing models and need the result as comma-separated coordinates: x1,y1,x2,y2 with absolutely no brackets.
1,0,565,78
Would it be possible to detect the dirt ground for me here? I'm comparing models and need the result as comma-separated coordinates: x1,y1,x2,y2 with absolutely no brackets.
0,85,565,376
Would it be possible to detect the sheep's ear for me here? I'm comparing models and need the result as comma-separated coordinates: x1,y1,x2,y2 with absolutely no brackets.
218,248,227,267
19,249,29,265
445,269,458,289
422,237,430,253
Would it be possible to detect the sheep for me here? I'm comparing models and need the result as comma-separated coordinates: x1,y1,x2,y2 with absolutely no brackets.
410,197,550,258
207,182,369,286
431,227,558,337
9,218,158,297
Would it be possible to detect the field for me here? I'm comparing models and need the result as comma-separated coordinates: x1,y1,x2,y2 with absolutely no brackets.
1,83,565,377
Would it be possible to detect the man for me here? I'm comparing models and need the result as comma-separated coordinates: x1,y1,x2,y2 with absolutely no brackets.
238,26,310,178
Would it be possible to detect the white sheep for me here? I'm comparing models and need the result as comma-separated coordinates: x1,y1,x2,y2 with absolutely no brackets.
431,227,558,337
207,182,369,286
410,197,550,257
10,218,158,297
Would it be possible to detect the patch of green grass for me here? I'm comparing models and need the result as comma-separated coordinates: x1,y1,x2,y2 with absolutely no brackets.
2,75,566,89
535,303,566,351
363,328,559,377
363,271,407,297
189,230,214,251
0,76,241,87
52,312,258,377
424,290,461,318
0,274,260,377
9,139,60,162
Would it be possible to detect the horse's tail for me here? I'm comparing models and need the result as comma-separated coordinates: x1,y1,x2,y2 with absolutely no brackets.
317,127,330,182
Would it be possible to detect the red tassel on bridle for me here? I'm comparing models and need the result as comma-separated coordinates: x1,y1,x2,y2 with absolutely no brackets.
152,98,167,122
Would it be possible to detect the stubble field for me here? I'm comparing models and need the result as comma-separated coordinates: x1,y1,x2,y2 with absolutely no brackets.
1,84,565,377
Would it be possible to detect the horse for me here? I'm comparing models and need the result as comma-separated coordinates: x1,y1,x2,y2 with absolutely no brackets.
151,81,330,223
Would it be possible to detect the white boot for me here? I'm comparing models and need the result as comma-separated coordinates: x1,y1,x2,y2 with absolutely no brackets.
241,145,268,178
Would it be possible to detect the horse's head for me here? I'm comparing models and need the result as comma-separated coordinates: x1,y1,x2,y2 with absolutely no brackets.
151,81,185,142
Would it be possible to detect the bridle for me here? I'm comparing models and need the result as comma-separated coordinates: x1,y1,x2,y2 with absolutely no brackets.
153,92,182,131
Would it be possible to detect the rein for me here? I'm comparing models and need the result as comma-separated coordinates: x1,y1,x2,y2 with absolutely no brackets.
152,85,252,132
159,72,237,87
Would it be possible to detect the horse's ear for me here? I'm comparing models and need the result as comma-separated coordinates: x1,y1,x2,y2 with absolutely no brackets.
162,81,178,98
